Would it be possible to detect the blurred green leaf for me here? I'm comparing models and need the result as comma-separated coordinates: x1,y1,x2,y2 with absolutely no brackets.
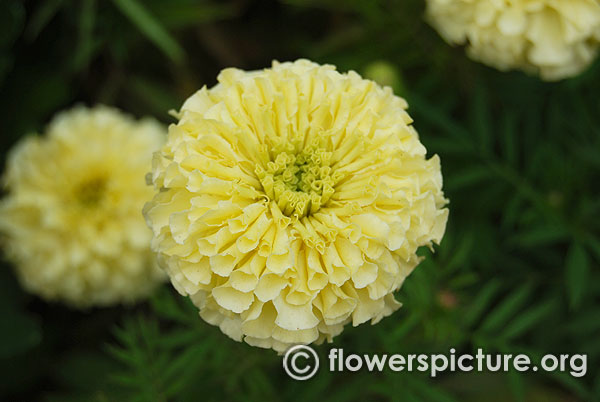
479,283,534,335
445,232,474,272
565,242,589,310
499,111,519,167
565,309,600,335
0,0,25,48
148,2,235,29
0,270,42,359
463,279,502,328
468,82,492,154
500,299,557,341
509,225,569,248
548,371,592,401
127,76,181,117
25,0,65,41
406,375,459,402
72,0,96,71
111,0,185,63
507,370,525,402
446,167,494,191
0,311,41,359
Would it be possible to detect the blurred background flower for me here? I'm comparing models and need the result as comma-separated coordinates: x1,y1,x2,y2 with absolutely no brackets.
0,105,166,307
0,0,599,401
425,0,600,80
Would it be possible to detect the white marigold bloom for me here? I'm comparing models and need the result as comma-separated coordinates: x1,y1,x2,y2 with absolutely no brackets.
425,0,600,80
0,106,166,307
144,60,449,352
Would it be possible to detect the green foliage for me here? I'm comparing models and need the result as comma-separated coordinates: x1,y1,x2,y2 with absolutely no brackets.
1,0,599,401
111,0,185,63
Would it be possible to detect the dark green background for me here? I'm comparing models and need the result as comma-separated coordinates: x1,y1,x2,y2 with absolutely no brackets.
1,0,599,401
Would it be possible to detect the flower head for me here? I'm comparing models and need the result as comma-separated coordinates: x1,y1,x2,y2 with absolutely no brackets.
0,106,166,307
426,0,600,80
144,60,448,352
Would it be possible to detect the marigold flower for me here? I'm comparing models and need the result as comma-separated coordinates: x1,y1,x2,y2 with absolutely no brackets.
0,106,166,307
144,60,449,352
425,0,600,80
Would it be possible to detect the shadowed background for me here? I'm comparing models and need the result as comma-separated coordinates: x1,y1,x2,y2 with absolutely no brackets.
1,0,599,401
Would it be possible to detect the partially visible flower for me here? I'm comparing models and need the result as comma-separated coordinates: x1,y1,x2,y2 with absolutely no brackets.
425,0,600,80
363,60,404,93
437,289,458,310
0,106,166,307
144,59,449,352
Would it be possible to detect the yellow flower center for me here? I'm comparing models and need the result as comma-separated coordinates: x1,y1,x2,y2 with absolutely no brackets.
74,176,107,207
256,144,338,218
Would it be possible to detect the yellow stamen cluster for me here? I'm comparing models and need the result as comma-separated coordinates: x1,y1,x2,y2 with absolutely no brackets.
256,139,340,219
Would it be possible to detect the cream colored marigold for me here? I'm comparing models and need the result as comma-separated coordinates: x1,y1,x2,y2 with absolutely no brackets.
426,0,600,80
144,60,449,352
0,106,166,307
